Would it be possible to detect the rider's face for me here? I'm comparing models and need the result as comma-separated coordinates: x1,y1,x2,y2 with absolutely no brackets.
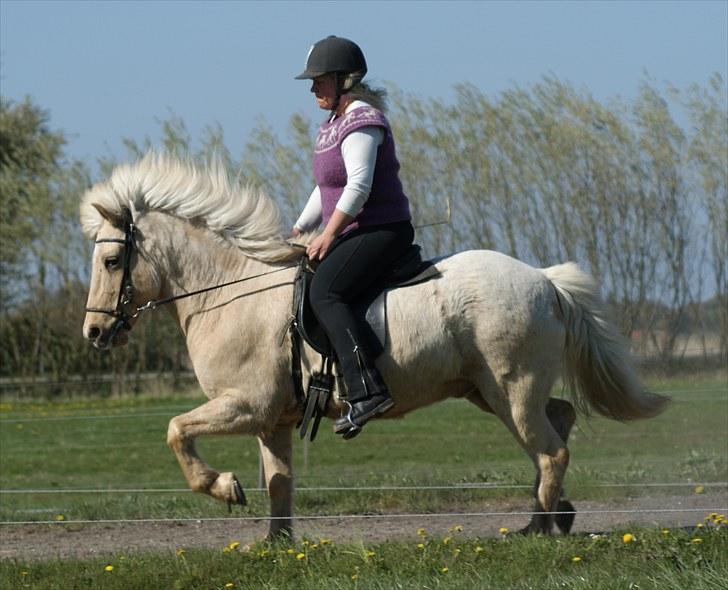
311,74,337,110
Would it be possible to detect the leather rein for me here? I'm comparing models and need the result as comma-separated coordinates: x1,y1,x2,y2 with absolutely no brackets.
84,216,299,339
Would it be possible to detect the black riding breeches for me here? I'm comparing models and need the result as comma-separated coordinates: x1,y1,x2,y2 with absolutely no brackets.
309,220,415,402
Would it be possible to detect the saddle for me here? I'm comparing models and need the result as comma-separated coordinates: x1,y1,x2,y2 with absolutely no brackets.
290,244,440,441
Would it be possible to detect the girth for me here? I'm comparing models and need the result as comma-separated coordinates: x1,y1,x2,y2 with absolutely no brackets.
290,244,440,441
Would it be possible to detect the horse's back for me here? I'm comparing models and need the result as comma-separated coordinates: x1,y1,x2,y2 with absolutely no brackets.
388,249,565,379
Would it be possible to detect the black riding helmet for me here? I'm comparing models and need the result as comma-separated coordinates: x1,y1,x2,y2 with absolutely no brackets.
295,36,367,93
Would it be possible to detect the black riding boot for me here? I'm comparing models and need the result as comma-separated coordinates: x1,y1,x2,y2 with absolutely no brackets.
332,330,394,439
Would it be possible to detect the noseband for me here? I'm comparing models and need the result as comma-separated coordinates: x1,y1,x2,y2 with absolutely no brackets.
84,216,138,341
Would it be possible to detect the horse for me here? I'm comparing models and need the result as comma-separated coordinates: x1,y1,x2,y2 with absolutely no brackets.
80,153,669,540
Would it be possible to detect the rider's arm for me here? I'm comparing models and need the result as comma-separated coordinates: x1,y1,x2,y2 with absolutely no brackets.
335,126,385,217
293,186,323,233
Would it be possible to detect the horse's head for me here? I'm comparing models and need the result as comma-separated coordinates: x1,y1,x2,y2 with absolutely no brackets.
82,204,160,350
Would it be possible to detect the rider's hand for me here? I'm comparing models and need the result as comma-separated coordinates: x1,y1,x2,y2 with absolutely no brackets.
306,232,336,261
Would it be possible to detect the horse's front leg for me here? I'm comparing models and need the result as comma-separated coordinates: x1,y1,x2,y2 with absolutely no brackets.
258,424,294,540
167,392,262,507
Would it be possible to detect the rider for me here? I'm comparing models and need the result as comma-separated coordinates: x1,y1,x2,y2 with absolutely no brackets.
292,36,414,439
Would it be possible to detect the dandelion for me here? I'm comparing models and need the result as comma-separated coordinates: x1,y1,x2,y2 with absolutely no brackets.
661,529,670,536
691,538,703,544
440,567,449,574
707,513,718,521
474,546,484,554
228,541,240,551
54,514,65,522
20,571,28,576
499,527,509,535
417,527,427,537
449,524,463,533
286,548,295,554
694,485,705,494
296,552,306,560
225,584,234,589
442,536,451,545
622,533,636,543
696,523,704,529
320,538,332,545
453,548,461,556
351,574,359,581
365,550,376,559
417,543,425,550
572,556,582,563
176,548,186,557
104,565,114,572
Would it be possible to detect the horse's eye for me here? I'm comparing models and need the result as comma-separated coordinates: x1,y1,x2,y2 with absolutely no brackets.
104,257,120,270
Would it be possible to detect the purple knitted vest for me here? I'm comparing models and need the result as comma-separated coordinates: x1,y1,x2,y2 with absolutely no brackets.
312,105,411,234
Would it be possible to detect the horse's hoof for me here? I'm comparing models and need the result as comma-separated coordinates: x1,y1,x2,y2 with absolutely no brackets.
232,476,247,506
225,476,247,513
555,499,576,534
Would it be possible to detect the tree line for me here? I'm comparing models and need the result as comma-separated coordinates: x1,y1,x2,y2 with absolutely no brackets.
0,75,725,396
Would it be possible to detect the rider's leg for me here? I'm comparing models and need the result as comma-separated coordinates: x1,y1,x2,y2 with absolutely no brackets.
309,221,413,433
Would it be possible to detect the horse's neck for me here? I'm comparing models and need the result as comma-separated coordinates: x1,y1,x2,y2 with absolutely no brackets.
147,214,293,380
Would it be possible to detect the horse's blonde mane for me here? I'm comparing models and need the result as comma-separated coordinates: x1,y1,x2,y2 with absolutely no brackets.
80,152,302,263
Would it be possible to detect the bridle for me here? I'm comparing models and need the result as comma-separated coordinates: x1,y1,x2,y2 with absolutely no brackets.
84,211,138,342
84,208,300,341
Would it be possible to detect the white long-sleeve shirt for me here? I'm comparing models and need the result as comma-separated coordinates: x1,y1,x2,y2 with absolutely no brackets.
294,100,384,232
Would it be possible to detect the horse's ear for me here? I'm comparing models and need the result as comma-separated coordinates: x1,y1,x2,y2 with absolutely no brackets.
92,203,129,228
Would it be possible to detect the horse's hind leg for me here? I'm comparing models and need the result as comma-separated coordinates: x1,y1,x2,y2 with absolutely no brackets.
466,393,576,534
544,399,576,534
471,372,570,535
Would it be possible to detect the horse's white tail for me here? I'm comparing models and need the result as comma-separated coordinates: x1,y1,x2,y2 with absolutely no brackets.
542,262,669,421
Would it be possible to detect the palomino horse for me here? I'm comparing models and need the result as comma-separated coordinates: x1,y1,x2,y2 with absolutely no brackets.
81,154,668,539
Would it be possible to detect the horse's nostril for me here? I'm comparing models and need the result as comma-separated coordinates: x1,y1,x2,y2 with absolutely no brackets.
86,326,101,340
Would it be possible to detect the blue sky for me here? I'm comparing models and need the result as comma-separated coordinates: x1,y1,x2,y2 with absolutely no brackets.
1,0,726,167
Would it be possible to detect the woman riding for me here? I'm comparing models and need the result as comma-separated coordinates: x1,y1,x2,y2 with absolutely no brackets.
292,36,414,439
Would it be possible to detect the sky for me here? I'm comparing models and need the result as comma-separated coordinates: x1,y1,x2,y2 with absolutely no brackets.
1,0,726,170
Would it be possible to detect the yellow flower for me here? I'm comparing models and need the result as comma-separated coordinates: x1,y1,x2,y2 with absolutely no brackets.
228,541,240,551
572,556,582,563
176,548,186,557
104,565,114,572
286,548,295,554
499,527,509,535
417,543,425,550
365,550,376,559
661,529,670,536
320,538,332,545
54,514,65,521
417,527,426,537
696,523,704,529
296,552,306,560
440,567,449,574
449,524,463,533
622,533,635,543
453,548,461,556
691,538,703,544
474,546,484,554
442,536,451,545
694,485,705,494
20,571,28,576
351,574,359,581
225,584,234,589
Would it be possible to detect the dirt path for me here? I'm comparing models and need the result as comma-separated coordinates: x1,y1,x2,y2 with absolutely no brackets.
1,491,725,561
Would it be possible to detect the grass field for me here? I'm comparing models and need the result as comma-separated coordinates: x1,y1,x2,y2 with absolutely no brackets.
0,373,726,589
0,374,725,522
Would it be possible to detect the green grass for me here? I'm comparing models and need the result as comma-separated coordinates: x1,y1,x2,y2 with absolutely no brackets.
1,525,726,589
0,375,725,522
